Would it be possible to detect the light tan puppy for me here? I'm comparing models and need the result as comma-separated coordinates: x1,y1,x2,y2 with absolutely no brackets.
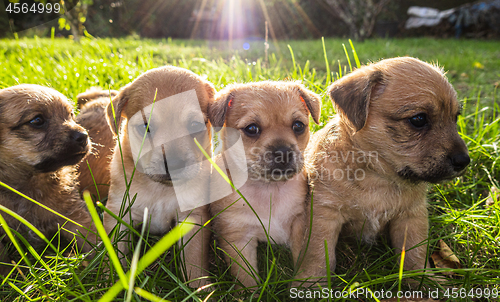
76,88,118,199
103,66,216,287
296,57,470,285
209,81,321,288
0,84,96,274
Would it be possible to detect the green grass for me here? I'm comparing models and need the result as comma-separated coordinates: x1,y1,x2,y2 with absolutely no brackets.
0,36,499,301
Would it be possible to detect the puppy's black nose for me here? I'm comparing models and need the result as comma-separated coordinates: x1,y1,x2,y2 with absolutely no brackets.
450,153,470,171
70,130,88,147
270,145,295,169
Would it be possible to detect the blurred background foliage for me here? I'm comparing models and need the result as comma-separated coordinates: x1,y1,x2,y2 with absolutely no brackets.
0,0,481,40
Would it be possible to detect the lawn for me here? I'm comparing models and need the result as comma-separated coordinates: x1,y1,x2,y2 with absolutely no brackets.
0,36,499,301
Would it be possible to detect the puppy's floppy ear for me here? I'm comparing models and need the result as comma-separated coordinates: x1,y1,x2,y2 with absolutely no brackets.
204,82,216,102
329,69,384,131
209,90,233,129
106,84,131,135
296,84,322,124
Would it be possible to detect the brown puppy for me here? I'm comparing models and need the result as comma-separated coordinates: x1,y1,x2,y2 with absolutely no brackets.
103,66,216,288
76,88,118,199
0,84,96,274
208,81,321,288
295,57,470,285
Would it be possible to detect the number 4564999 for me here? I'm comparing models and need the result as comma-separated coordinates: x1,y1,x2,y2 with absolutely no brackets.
6,2,61,14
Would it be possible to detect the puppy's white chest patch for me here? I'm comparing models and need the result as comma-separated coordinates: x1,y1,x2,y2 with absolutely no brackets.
231,175,306,244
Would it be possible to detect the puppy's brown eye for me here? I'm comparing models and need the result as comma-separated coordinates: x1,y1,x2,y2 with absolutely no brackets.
29,115,46,128
292,121,305,134
243,124,260,137
409,113,428,128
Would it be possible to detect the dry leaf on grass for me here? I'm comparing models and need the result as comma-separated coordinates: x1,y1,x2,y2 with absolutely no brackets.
486,186,499,207
431,240,462,276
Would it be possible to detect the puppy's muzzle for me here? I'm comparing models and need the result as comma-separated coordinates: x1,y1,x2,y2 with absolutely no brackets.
66,129,90,156
265,145,301,178
70,130,89,149
449,152,470,172
35,129,89,173
137,147,190,184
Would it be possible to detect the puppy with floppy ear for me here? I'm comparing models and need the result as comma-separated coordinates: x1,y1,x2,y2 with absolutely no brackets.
103,66,216,288
295,57,470,286
0,84,97,275
208,81,321,288
76,88,119,199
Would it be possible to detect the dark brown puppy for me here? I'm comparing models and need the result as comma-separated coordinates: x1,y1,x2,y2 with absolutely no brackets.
0,84,97,275
76,88,118,199
296,57,470,286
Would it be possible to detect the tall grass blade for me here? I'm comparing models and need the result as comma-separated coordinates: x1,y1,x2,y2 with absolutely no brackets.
0,181,84,227
126,208,149,302
83,191,128,289
342,43,352,72
288,44,297,78
349,39,361,68
134,287,170,302
398,226,408,302
99,220,194,302
322,37,331,84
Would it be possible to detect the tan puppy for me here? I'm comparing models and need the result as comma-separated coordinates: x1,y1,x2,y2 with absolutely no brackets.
296,57,470,285
103,66,216,287
76,88,118,199
0,84,96,274
208,81,321,288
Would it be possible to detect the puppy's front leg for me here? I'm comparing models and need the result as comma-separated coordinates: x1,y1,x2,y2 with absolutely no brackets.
295,206,344,287
389,205,430,271
290,211,306,265
178,207,210,288
220,234,259,288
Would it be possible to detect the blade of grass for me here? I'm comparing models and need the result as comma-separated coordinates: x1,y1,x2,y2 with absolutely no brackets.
0,181,84,228
86,160,101,202
134,287,170,302
126,207,149,302
83,191,128,289
99,220,194,302
288,44,297,79
322,37,331,84
349,39,361,68
342,43,352,72
398,226,408,302
257,258,276,301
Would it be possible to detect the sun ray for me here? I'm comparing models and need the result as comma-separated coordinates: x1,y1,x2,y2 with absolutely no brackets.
190,0,210,39
257,0,280,52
